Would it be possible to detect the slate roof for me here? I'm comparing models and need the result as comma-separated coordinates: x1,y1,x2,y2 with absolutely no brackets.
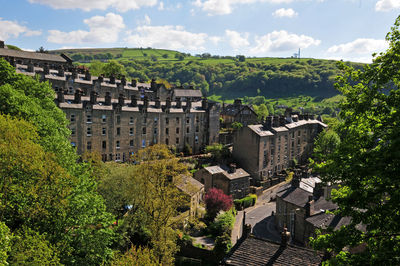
173,89,202,98
224,236,322,266
204,165,250,180
277,185,312,208
0,48,68,63
176,176,204,196
306,213,351,231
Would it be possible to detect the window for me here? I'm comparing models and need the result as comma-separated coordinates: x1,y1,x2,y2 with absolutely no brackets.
196,116,199,123
298,131,301,136
176,137,179,144
129,116,134,124
70,114,75,122
186,117,190,124
87,141,92,150
186,127,190,133
142,117,147,124
166,138,169,145
87,127,92,136
115,153,121,161
195,135,198,144
117,127,121,135
102,141,106,149
142,139,146,147
196,126,199,133
176,117,180,123
116,115,120,124
142,127,146,135
154,128,157,134
165,117,169,124
154,117,158,124
102,128,106,135
130,140,134,147
129,128,134,136
102,114,106,123
86,114,92,123
176,128,179,134
71,127,76,136
116,141,120,149
166,128,169,135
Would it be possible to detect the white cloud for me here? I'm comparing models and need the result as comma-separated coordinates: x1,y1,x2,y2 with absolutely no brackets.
250,30,320,54
28,0,157,12
375,0,400,11
209,36,222,45
272,8,298,18
47,13,125,44
0,18,42,40
225,30,250,49
250,30,320,53
193,0,308,15
124,25,209,51
158,1,164,10
327,38,388,56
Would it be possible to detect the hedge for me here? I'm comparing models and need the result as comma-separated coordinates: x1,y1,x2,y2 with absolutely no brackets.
233,194,257,210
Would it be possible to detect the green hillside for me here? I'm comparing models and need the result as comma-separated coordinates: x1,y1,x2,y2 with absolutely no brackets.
51,47,364,102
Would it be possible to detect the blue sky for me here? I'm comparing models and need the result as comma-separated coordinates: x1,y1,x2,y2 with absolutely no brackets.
0,0,399,62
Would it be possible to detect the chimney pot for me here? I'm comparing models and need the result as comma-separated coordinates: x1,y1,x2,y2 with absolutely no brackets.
109,75,116,84
131,79,137,87
201,97,208,110
176,97,182,108
229,163,237,173
74,89,82,104
130,95,137,107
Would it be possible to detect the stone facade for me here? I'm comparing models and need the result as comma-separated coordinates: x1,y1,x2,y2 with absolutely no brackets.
233,111,326,184
221,99,258,128
194,164,250,199
177,176,204,218
1,55,220,161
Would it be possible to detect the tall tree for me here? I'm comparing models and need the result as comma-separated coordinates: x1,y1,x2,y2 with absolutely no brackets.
311,16,400,264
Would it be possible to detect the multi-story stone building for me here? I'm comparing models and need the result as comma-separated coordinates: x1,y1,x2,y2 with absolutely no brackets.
233,110,326,185
0,48,220,161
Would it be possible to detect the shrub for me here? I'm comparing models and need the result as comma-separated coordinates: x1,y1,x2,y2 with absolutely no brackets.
208,210,235,237
233,194,257,210
205,188,233,221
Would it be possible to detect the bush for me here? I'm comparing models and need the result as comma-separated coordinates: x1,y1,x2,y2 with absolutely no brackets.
208,210,235,237
205,188,233,221
213,232,232,258
233,194,257,210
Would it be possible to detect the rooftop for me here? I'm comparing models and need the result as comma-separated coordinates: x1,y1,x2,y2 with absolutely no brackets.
224,236,322,266
204,165,250,180
0,48,68,63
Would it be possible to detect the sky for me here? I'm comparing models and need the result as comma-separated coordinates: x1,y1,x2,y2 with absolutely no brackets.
0,0,399,63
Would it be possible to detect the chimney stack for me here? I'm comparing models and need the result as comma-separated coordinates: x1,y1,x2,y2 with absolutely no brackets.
176,97,182,108
263,116,273,130
281,227,291,247
90,90,98,104
272,116,280,128
98,75,104,83
105,92,112,106
130,95,137,107
118,94,125,106
57,90,65,103
43,64,49,75
58,66,65,77
279,116,286,127
166,97,171,109
131,79,137,87
109,75,116,84
143,96,149,108
85,70,91,81
71,68,77,80
229,163,237,173
121,75,126,86
27,61,34,72
234,98,242,107
151,79,156,90
74,89,82,104
185,99,192,112
155,97,161,109
0,40,4,49
305,195,315,217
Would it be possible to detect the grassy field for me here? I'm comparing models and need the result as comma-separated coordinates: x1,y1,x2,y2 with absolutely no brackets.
52,47,338,65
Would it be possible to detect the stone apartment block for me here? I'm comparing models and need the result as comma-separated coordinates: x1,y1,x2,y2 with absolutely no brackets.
233,110,327,185
0,47,220,161
194,164,250,199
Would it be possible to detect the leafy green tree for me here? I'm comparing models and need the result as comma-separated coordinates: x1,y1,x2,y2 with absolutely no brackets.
205,143,230,162
89,60,105,76
102,60,127,78
312,129,340,163
311,16,400,264
8,227,60,265
0,222,11,265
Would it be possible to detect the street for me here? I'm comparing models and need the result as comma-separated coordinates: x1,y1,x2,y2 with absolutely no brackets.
245,201,281,242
